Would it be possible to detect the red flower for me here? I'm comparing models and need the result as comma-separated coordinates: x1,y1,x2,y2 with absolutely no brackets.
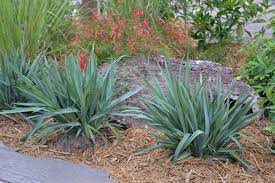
137,29,143,36
134,9,143,19
143,29,150,38
110,20,126,40
117,29,124,38
143,20,152,30
117,20,126,27
137,29,150,38
80,51,87,71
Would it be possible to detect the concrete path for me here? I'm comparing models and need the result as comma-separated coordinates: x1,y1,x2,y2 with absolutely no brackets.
0,143,114,183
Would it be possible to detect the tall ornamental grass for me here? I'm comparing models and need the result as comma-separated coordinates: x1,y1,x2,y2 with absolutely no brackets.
0,0,74,57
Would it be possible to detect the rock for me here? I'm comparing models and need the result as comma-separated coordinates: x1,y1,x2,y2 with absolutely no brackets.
99,55,261,126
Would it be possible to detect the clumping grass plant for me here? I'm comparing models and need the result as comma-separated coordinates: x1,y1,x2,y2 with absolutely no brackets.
0,51,41,110
136,62,260,169
0,0,74,58
1,52,140,147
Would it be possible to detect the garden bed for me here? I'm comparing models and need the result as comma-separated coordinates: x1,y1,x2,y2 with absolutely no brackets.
0,117,274,183
0,1,274,183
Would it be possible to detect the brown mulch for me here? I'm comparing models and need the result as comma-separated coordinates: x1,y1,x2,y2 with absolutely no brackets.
0,117,274,183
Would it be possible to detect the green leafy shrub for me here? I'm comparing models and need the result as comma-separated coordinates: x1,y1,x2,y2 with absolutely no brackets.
0,52,41,110
175,0,268,47
0,0,75,58
241,38,275,121
1,52,140,146
136,62,259,169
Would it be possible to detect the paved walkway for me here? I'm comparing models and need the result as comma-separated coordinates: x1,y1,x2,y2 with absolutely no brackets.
0,143,114,183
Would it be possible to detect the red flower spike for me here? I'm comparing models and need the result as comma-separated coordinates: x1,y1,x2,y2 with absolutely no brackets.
143,20,151,29
134,9,143,19
80,51,87,72
137,29,143,36
117,20,126,27
143,29,150,38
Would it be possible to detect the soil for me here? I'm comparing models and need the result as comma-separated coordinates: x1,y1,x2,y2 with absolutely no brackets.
0,117,274,183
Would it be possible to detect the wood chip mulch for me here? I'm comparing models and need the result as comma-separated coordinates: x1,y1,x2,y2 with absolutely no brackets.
0,117,274,183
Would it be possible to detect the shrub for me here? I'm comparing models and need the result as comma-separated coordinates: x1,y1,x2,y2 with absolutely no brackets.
0,51,41,110
0,52,140,146
136,62,259,169
174,0,269,47
0,0,75,58
241,38,275,121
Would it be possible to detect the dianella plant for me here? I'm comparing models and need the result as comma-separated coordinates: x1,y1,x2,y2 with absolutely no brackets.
1,52,140,147
0,51,41,110
136,62,260,169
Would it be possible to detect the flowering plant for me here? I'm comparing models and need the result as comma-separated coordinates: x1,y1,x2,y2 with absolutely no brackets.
79,50,87,71
71,9,194,60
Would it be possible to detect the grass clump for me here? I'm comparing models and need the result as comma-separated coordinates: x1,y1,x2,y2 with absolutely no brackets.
1,52,140,147
136,62,259,169
0,51,41,110
0,0,75,58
